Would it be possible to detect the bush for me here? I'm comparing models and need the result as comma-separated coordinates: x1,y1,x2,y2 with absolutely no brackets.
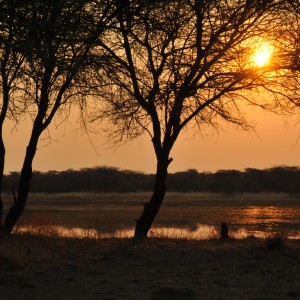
265,233,286,250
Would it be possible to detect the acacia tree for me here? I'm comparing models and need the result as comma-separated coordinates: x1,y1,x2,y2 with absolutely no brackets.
262,0,300,114
93,0,292,239
283,2,300,77
1,0,119,235
0,0,26,227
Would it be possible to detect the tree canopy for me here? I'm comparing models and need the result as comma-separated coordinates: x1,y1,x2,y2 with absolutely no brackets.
0,0,299,237
90,0,300,238
0,0,119,234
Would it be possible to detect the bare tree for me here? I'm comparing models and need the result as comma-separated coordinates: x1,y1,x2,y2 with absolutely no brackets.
282,2,300,75
0,0,26,227
1,0,118,235
92,0,293,239
263,0,300,113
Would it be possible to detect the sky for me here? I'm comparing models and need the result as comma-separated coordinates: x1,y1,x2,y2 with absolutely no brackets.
3,105,300,175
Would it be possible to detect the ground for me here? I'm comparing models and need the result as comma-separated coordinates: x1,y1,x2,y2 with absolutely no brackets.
0,234,299,300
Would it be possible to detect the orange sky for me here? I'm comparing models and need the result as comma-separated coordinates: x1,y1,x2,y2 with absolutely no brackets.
4,106,300,174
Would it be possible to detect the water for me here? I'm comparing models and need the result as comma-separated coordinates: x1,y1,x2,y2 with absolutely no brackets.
187,204,300,238
16,207,300,240
12,193,300,240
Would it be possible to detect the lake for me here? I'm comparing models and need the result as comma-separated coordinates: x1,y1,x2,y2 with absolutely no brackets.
4,192,299,239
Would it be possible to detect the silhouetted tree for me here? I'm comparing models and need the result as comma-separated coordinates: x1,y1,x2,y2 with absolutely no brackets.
0,0,26,227
3,165,300,193
244,168,265,192
267,0,300,112
92,0,296,238
1,0,118,235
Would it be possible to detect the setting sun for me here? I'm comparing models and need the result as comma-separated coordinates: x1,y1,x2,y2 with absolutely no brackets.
252,42,274,67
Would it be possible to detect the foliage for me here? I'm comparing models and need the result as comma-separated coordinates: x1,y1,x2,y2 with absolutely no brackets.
0,0,119,234
3,165,300,194
0,0,300,235
265,233,286,250
89,0,300,238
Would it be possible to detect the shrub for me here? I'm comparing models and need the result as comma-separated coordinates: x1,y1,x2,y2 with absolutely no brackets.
265,233,286,250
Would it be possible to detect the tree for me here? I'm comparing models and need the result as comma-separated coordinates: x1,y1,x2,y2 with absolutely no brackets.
0,0,26,227
279,1,300,83
93,0,293,238
1,0,118,235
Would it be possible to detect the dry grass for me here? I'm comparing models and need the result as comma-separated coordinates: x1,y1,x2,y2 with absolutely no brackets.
0,232,299,300
2,192,298,239
0,238,26,270
4,193,300,233
0,192,299,299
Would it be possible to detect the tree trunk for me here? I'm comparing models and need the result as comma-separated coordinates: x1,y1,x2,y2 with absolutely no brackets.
2,132,39,235
0,137,5,228
134,156,170,239
0,85,9,229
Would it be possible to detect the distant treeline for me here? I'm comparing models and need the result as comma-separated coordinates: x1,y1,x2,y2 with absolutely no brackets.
3,166,300,194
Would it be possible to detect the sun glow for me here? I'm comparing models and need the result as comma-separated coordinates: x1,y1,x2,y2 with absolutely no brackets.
252,42,274,67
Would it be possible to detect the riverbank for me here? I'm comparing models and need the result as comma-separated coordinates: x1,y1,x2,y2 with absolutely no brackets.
1,234,299,299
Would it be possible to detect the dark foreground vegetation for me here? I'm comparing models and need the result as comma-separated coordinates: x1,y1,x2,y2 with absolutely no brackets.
0,234,299,300
3,165,300,194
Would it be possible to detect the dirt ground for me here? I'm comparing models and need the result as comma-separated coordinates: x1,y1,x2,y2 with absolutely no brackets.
0,234,299,300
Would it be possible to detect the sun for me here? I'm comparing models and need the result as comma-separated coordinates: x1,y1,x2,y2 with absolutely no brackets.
252,42,274,67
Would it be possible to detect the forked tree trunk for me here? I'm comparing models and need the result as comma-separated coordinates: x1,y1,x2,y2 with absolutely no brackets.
134,156,170,239
2,131,39,235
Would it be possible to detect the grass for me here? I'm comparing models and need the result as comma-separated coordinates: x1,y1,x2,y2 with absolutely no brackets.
2,192,298,240
0,242,25,270
265,233,286,250
1,189,299,300
0,226,299,300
